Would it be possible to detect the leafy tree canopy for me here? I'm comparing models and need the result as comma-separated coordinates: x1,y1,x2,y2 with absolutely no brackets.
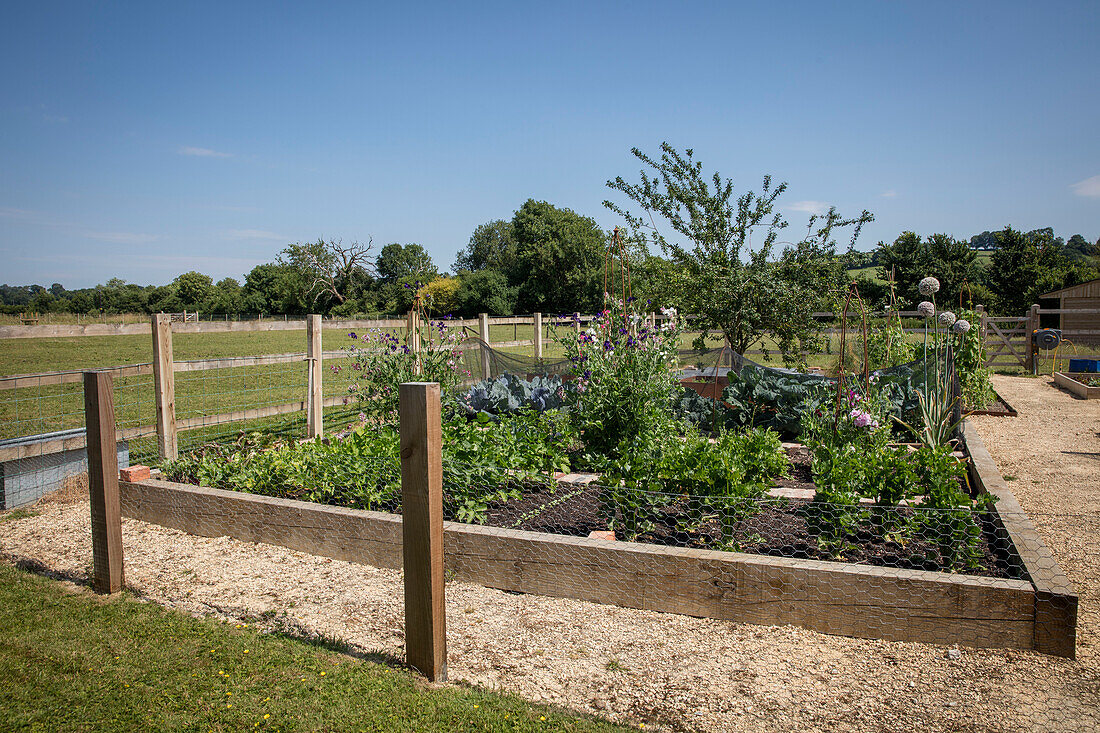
876,232,980,308
605,142,872,360
173,271,213,307
453,220,517,273
376,243,436,284
508,199,607,314
453,269,518,317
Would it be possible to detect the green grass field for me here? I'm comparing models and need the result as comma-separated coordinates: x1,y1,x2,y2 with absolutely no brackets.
0,562,630,732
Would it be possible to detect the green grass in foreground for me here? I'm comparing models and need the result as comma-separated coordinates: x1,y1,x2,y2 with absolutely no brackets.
0,562,631,732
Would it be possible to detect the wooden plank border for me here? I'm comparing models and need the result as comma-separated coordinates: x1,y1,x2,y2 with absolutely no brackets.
962,421,1078,657
1052,372,1100,399
119,477,1038,653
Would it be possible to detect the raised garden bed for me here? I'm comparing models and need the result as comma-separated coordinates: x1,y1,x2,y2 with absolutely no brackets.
119,421,1077,657
965,390,1019,416
1053,372,1100,399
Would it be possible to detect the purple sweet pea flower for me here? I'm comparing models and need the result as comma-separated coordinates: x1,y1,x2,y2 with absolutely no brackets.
850,409,873,428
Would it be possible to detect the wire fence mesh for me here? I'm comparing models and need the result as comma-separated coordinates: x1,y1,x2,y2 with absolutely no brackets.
4,318,1100,729
3,367,1099,730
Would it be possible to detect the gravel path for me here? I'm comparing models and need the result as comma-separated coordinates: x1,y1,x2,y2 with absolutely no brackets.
2,375,1098,732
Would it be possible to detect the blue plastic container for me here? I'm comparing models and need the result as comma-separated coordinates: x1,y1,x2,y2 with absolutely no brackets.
1068,358,1099,373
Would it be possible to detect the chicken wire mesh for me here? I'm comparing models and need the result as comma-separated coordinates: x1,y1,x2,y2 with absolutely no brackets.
116,454,407,654
0,365,154,508
141,444,1090,652
6,379,1098,731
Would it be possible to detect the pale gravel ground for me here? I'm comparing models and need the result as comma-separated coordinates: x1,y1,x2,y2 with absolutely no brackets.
2,375,1098,732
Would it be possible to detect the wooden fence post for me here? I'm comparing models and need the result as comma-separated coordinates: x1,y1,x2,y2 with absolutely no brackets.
1026,303,1041,374
399,382,447,682
478,313,491,379
306,314,323,438
151,314,178,460
533,312,543,359
573,312,581,338
84,371,123,594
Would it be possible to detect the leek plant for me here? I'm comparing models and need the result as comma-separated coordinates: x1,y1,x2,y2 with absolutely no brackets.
897,276,972,449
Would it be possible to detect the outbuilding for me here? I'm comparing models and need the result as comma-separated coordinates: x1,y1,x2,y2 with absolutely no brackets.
1039,278,1100,335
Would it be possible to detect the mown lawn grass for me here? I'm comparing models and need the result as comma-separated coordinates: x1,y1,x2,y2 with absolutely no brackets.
0,562,632,732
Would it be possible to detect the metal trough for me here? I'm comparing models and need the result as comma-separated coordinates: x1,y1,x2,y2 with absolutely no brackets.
0,428,130,509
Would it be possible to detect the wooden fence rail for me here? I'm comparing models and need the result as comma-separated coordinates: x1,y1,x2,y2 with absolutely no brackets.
7,304,1100,461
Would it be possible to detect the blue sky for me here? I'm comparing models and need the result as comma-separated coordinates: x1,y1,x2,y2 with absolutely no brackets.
2,1,1098,288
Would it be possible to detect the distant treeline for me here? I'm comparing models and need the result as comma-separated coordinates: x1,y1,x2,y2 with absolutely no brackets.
3,201,1098,319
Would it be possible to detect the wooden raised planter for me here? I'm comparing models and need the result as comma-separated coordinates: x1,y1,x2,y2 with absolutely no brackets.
1053,372,1100,399
118,426,1077,656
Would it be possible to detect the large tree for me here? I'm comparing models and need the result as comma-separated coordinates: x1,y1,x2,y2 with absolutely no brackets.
453,269,518,316
986,227,1074,314
279,238,375,307
375,243,436,284
244,262,309,314
876,232,981,308
453,220,517,273
173,271,213,307
605,142,872,359
1065,234,1098,261
508,199,607,314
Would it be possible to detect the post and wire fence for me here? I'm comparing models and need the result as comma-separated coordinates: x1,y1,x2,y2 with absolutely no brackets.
81,369,448,680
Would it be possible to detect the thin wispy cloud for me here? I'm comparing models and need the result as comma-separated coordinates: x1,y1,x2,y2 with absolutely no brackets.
880,189,898,199
178,146,232,158
206,204,261,213
11,251,259,271
1,205,158,245
1070,175,1100,198
225,229,284,241
786,200,830,215
0,206,36,220
83,230,159,244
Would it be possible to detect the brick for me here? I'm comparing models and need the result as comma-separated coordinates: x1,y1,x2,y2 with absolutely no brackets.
119,465,151,482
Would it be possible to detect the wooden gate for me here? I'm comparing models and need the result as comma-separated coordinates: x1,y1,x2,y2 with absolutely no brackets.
983,315,1029,368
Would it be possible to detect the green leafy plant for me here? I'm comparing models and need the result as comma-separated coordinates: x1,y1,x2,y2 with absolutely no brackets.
596,427,786,540
340,311,466,423
721,366,832,436
954,307,995,408
895,277,969,449
562,297,684,456
161,408,578,526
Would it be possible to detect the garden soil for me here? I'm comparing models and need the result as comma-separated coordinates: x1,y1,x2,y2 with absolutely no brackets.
2,375,1098,732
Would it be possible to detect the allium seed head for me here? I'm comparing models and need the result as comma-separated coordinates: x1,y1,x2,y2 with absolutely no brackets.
952,319,971,334
919,277,940,296
938,311,957,327
917,301,935,317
